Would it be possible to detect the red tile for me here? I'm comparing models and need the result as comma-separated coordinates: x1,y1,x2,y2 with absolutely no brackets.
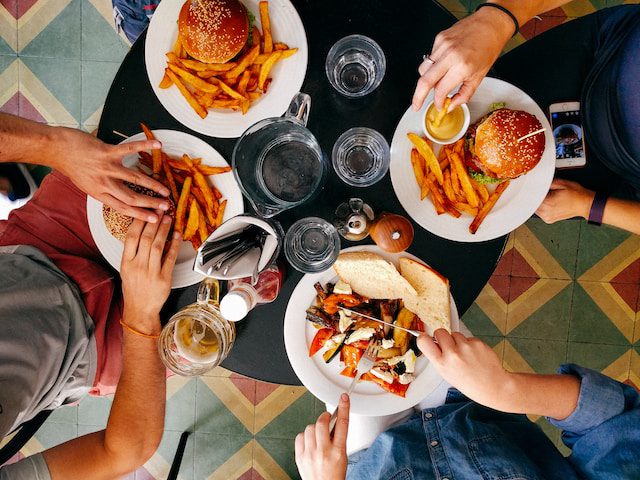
488,275,510,304
509,276,538,303
15,0,37,19
511,249,539,278
0,0,16,17
610,283,640,313
520,19,537,40
611,258,640,285
535,14,568,36
237,468,254,480
0,91,19,115
255,381,280,404
18,92,47,124
251,467,267,480
624,379,639,393
494,249,513,276
229,376,257,404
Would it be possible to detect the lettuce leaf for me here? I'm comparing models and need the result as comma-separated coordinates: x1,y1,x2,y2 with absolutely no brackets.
469,171,505,184
489,102,506,112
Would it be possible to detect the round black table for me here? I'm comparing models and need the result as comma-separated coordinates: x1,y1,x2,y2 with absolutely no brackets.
98,0,506,385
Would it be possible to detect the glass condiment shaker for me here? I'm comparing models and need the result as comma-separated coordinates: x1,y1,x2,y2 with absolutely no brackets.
158,277,235,376
219,264,284,322
333,198,375,241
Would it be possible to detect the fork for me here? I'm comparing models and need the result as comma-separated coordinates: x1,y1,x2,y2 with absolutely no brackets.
328,339,381,435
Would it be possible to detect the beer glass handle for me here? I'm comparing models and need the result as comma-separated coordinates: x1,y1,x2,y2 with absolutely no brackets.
285,92,311,126
197,277,220,306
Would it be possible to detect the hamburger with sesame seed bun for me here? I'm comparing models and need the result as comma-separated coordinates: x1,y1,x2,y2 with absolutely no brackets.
464,108,544,183
178,0,250,64
103,183,176,242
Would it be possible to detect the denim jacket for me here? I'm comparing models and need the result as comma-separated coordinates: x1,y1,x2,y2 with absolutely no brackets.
347,365,640,480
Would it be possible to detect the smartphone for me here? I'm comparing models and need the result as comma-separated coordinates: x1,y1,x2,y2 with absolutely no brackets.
549,102,586,169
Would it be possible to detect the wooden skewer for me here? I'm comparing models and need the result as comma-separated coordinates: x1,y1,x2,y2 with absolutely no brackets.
112,130,130,139
517,128,546,143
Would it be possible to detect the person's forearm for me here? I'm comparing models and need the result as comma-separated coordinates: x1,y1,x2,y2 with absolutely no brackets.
495,373,581,420
601,198,640,236
489,1,572,27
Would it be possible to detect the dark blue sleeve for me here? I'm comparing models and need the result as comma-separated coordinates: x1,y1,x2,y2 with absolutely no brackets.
548,364,640,479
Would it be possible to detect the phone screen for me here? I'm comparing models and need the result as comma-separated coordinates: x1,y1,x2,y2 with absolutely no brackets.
551,110,584,160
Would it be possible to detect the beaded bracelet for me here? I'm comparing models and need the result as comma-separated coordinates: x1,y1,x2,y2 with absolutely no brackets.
120,319,160,339
475,3,520,37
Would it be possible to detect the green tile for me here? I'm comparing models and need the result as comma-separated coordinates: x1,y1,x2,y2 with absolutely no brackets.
566,342,631,372
19,0,80,59
156,431,195,480
20,56,81,123
569,284,630,345
576,221,631,278
78,395,112,426
314,396,327,418
81,60,120,123
47,405,78,424
535,416,560,446
194,433,252,479
525,217,580,279
476,335,505,348
165,378,197,432
255,391,317,439
195,378,252,436
34,421,78,449
462,302,504,337
256,436,301,480
82,1,130,62
508,338,567,374
509,281,573,341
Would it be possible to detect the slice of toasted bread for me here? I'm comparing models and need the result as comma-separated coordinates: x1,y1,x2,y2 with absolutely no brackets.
333,252,417,299
399,257,451,334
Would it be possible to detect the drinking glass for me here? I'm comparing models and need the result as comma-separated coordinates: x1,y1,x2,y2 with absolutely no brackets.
325,35,386,97
332,127,390,186
284,217,341,273
158,278,235,376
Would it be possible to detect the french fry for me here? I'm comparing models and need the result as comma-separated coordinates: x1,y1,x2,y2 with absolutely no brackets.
258,51,282,90
181,154,194,169
175,176,192,234
159,72,173,89
410,148,429,200
211,99,241,109
161,152,179,202
408,133,443,185
192,186,217,224
427,158,449,183
217,78,247,101
443,200,462,218
193,170,215,211
224,44,260,80
472,179,490,203
254,48,297,64
167,63,221,94
138,151,153,170
274,42,288,50
172,34,183,55
180,58,235,72
448,150,479,207
259,1,273,53
450,161,461,196
453,138,465,155
237,70,251,95
184,198,200,241
165,69,208,119
215,199,227,227
196,201,209,243
454,202,479,216
469,180,510,234
442,170,456,203
252,25,261,49
432,98,452,128
140,123,162,175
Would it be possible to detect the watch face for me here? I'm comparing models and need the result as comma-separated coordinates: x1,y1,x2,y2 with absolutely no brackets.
551,110,584,160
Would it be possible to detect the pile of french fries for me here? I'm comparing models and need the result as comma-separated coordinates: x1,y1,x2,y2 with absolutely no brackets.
139,123,230,250
408,132,510,234
159,1,297,117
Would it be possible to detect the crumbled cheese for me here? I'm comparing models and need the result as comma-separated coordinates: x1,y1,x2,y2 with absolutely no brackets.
387,350,417,374
338,310,353,333
370,367,394,384
345,327,376,344
398,373,415,385
381,338,395,350
324,333,346,350
333,281,352,295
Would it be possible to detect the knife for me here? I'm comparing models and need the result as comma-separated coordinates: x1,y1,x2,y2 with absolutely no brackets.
338,307,423,337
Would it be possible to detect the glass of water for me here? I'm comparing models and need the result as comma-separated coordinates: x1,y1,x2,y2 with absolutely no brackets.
284,217,341,273
325,34,386,97
332,127,390,187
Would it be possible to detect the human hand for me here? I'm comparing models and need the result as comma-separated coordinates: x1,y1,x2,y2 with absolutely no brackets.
412,8,514,111
418,329,513,409
295,394,350,480
51,127,171,222
536,179,594,224
120,215,181,334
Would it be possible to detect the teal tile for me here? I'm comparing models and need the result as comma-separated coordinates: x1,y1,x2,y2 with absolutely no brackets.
156,431,195,480
0,54,16,71
47,405,78,424
566,342,631,372
165,378,196,432
506,338,567,374
463,302,504,337
77,424,103,436
34,422,78,449
256,436,300,480
525,217,580,279
0,35,15,55
576,222,632,278
195,378,252,436
194,433,252,479
569,284,631,345
81,60,119,123
82,1,130,62
20,56,81,122
19,0,81,59
255,391,317,439
78,395,112,426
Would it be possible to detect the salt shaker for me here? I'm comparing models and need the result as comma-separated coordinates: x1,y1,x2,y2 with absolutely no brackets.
333,198,375,241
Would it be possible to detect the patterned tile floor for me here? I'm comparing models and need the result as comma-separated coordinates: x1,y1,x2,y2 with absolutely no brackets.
2,0,639,478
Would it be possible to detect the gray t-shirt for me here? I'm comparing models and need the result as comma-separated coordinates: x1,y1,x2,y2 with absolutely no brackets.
0,245,96,439
0,454,50,480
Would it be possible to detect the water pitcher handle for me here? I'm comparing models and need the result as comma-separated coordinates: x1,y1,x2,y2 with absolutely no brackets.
285,92,311,126
197,277,220,306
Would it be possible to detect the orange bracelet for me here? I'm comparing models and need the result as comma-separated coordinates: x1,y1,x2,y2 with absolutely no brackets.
120,319,160,339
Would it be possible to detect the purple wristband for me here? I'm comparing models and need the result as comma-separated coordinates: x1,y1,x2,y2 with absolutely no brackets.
588,191,608,226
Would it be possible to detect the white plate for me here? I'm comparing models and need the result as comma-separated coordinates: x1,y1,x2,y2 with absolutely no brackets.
390,77,555,242
145,0,308,138
87,130,244,288
283,245,460,417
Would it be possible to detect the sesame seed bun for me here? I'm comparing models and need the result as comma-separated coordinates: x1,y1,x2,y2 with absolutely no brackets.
469,109,544,180
178,0,249,64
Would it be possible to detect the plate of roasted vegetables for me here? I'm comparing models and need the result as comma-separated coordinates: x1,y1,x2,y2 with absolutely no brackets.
283,245,459,416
